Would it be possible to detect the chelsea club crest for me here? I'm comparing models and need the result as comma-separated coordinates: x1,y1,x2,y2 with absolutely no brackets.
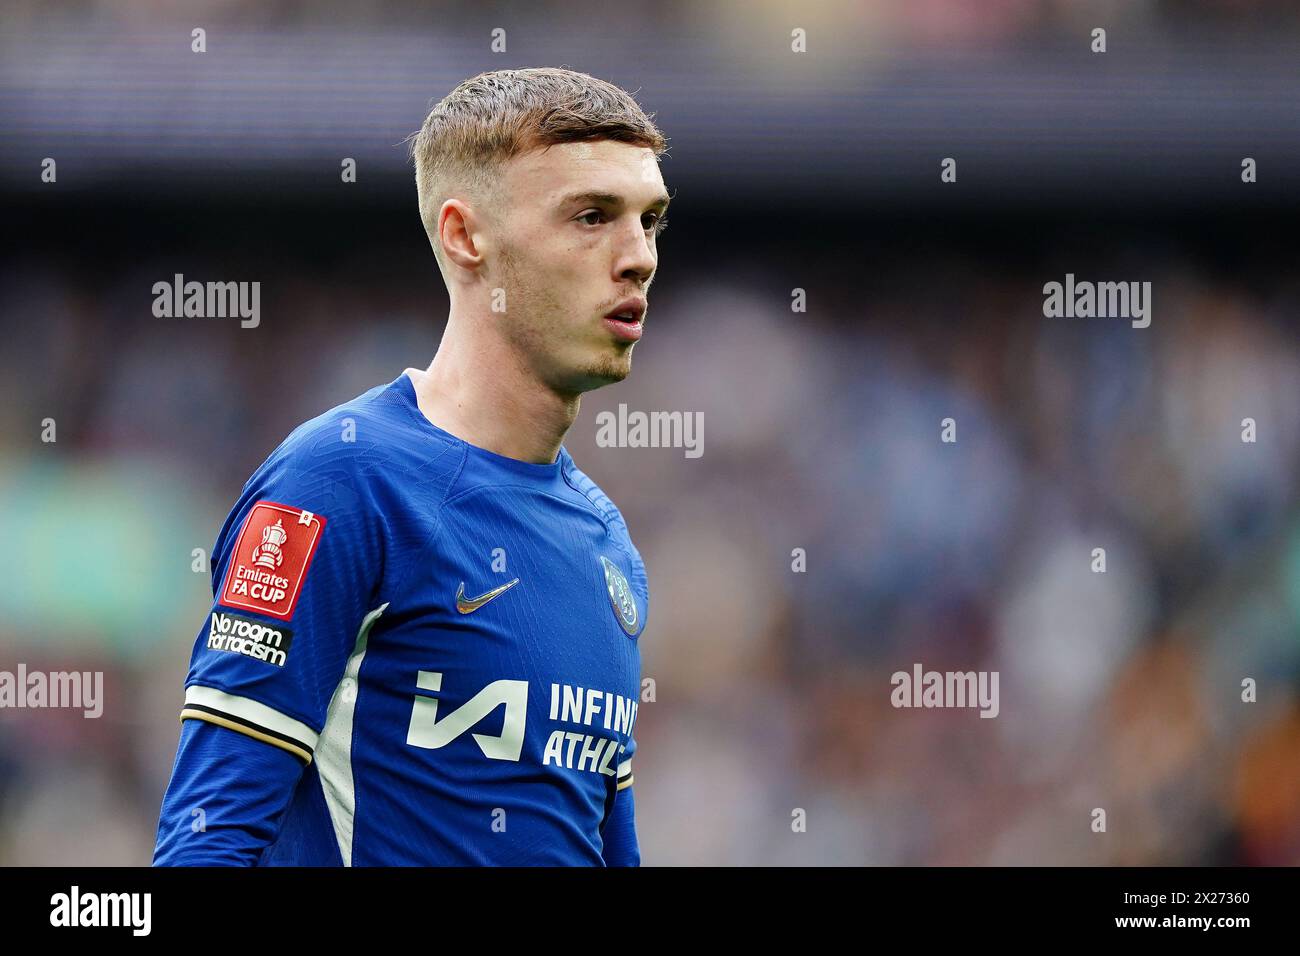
600,556,639,637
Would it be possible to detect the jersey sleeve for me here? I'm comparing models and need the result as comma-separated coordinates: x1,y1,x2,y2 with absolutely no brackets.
602,698,640,866
153,717,306,865
600,783,640,866
616,729,636,791
180,441,384,764
608,549,643,863
618,537,646,795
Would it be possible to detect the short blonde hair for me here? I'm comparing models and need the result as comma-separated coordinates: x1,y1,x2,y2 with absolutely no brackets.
409,68,668,269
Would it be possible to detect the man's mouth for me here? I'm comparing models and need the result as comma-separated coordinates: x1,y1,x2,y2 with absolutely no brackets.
603,298,646,341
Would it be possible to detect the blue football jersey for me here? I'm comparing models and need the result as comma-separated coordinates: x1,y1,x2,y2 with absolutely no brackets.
173,372,646,865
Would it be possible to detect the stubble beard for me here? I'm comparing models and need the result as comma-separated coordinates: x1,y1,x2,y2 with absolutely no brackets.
497,246,634,395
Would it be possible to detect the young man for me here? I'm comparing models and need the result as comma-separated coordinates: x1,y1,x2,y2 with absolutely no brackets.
153,68,669,865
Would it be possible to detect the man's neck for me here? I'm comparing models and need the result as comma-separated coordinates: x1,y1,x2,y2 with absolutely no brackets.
406,324,579,466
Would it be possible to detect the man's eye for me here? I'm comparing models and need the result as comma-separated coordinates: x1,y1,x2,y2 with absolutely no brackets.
645,214,669,236
577,210,604,226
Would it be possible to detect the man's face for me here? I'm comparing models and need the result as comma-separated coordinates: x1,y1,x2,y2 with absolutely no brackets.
488,139,669,394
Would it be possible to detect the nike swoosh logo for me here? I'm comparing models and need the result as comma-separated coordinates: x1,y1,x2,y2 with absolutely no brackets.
455,578,520,614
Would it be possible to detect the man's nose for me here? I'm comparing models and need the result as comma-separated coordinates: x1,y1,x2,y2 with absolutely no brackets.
615,223,656,285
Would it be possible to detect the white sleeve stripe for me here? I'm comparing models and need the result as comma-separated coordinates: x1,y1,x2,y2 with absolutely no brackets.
616,759,632,778
183,684,320,752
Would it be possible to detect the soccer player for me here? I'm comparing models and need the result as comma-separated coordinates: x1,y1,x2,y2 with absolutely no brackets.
152,68,669,865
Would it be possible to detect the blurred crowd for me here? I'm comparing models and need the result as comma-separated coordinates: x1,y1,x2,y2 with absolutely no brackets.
1,232,1296,864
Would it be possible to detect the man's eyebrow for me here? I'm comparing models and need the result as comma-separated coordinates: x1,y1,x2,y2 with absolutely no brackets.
559,190,672,212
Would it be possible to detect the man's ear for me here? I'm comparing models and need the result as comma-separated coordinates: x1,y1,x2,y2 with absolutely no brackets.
438,198,485,271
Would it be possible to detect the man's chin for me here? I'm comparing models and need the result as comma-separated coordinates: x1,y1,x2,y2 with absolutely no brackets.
568,354,633,392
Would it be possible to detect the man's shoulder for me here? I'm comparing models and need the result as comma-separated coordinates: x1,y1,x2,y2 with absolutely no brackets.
563,457,641,544
251,375,465,497
562,455,649,600
212,376,463,580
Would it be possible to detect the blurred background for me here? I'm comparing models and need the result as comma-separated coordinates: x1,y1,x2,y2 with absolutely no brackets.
2,0,1299,865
